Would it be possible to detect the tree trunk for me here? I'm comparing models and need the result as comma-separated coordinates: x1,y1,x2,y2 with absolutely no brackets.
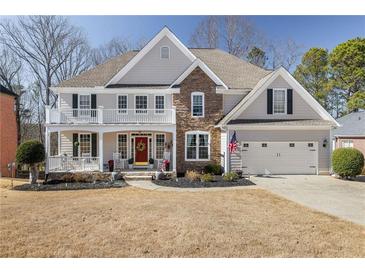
15,96,21,145
29,164,39,184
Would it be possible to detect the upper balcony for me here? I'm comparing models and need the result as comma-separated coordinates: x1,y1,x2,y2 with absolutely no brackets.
46,107,176,125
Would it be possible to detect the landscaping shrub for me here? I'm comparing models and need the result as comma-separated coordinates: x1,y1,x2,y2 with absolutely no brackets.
61,173,74,183
223,171,239,182
185,170,201,182
16,140,45,184
201,173,214,182
204,164,223,175
332,148,364,178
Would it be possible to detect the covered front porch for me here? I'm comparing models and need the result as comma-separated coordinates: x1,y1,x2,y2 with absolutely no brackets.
45,125,176,173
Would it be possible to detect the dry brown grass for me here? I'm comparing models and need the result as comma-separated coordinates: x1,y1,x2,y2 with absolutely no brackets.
0,181,364,258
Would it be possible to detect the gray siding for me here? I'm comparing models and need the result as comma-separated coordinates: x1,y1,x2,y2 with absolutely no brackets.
223,94,245,114
237,76,321,120
118,36,192,85
230,129,331,173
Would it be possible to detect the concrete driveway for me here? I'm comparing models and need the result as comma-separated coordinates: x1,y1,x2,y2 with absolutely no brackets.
250,175,365,226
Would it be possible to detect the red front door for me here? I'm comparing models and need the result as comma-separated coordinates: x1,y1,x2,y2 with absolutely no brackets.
135,137,148,163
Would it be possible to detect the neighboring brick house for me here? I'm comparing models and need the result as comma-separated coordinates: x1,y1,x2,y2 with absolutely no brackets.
333,111,365,156
0,84,18,177
44,27,338,175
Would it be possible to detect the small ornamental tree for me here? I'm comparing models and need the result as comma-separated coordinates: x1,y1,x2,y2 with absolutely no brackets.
16,140,45,184
332,148,364,179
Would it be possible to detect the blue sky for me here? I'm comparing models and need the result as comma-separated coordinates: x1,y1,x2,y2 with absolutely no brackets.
68,15,365,53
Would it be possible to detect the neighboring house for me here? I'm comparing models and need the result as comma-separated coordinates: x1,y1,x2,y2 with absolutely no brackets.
45,27,338,175
0,84,18,177
333,111,365,156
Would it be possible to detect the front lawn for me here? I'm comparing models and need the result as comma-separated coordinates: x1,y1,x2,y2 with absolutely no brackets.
0,180,364,257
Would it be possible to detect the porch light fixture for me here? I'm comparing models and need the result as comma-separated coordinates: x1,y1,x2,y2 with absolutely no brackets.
323,138,328,148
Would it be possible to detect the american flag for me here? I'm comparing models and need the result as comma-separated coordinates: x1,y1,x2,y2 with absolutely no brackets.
229,131,238,153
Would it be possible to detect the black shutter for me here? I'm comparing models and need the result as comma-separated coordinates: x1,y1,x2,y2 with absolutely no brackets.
91,133,97,157
73,133,78,157
287,89,293,114
267,89,273,114
91,94,97,118
72,94,78,117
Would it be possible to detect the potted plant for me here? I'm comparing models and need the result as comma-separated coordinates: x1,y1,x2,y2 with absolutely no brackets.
149,158,154,170
128,158,134,169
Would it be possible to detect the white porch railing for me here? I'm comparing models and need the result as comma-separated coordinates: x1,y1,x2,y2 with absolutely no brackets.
48,156,100,171
46,108,175,124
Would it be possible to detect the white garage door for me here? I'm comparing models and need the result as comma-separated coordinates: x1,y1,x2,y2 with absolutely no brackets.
241,142,318,175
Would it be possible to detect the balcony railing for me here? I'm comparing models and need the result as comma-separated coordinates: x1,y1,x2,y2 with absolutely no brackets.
48,156,100,172
46,108,176,124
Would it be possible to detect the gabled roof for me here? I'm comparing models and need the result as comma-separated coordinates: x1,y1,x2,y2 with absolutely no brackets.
333,111,365,136
170,58,228,89
106,27,196,87
218,67,339,127
0,84,17,97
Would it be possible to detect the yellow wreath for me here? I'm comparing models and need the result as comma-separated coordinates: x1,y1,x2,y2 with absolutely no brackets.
136,141,146,152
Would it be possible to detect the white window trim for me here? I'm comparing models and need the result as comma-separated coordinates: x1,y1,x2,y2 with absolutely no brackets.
154,94,165,114
154,133,166,160
116,94,128,115
116,133,129,160
78,133,92,157
160,46,170,60
185,131,210,161
273,88,287,115
134,94,148,115
78,93,91,117
191,91,205,118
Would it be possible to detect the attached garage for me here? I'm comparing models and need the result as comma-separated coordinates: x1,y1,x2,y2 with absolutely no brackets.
240,141,318,175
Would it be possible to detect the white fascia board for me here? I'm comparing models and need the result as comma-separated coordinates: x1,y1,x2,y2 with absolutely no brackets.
334,134,365,137
225,124,332,130
169,59,228,89
51,87,177,94
105,27,196,87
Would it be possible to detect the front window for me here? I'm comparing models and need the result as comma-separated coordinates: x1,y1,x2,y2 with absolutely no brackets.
135,95,148,114
273,89,286,114
186,132,209,160
79,95,90,116
155,134,165,159
191,92,204,117
155,95,165,114
118,95,128,114
79,134,91,157
118,134,128,159
341,140,353,148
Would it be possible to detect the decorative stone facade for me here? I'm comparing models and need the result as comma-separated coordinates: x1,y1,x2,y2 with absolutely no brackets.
173,67,224,174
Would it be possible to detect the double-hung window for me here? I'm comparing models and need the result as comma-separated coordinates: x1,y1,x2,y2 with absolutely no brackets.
117,134,128,159
155,95,165,114
186,131,209,160
273,89,286,114
79,95,91,116
118,95,128,114
135,95,148,114
191,92,204,117
79,134,91,157
155,134,165,159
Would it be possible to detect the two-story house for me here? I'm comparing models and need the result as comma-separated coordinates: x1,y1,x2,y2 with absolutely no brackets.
45,27,339,175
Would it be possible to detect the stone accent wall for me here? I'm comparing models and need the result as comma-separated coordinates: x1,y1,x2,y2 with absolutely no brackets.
173,67,224,174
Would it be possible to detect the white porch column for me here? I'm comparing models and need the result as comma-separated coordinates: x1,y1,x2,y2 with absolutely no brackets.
45,127,50,174
58,130,61,155
98,106,104,124
225,129,230,173
99,131,104,171
172,130,176,172
45,105,50,123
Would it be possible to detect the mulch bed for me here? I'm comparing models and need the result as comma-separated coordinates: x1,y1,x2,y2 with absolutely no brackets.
154,177,255,188
13,180,127,191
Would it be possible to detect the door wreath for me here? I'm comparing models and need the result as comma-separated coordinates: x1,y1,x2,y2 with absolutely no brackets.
136,141,146,152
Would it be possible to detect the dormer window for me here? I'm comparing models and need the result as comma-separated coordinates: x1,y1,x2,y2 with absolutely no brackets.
160,46,170,59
